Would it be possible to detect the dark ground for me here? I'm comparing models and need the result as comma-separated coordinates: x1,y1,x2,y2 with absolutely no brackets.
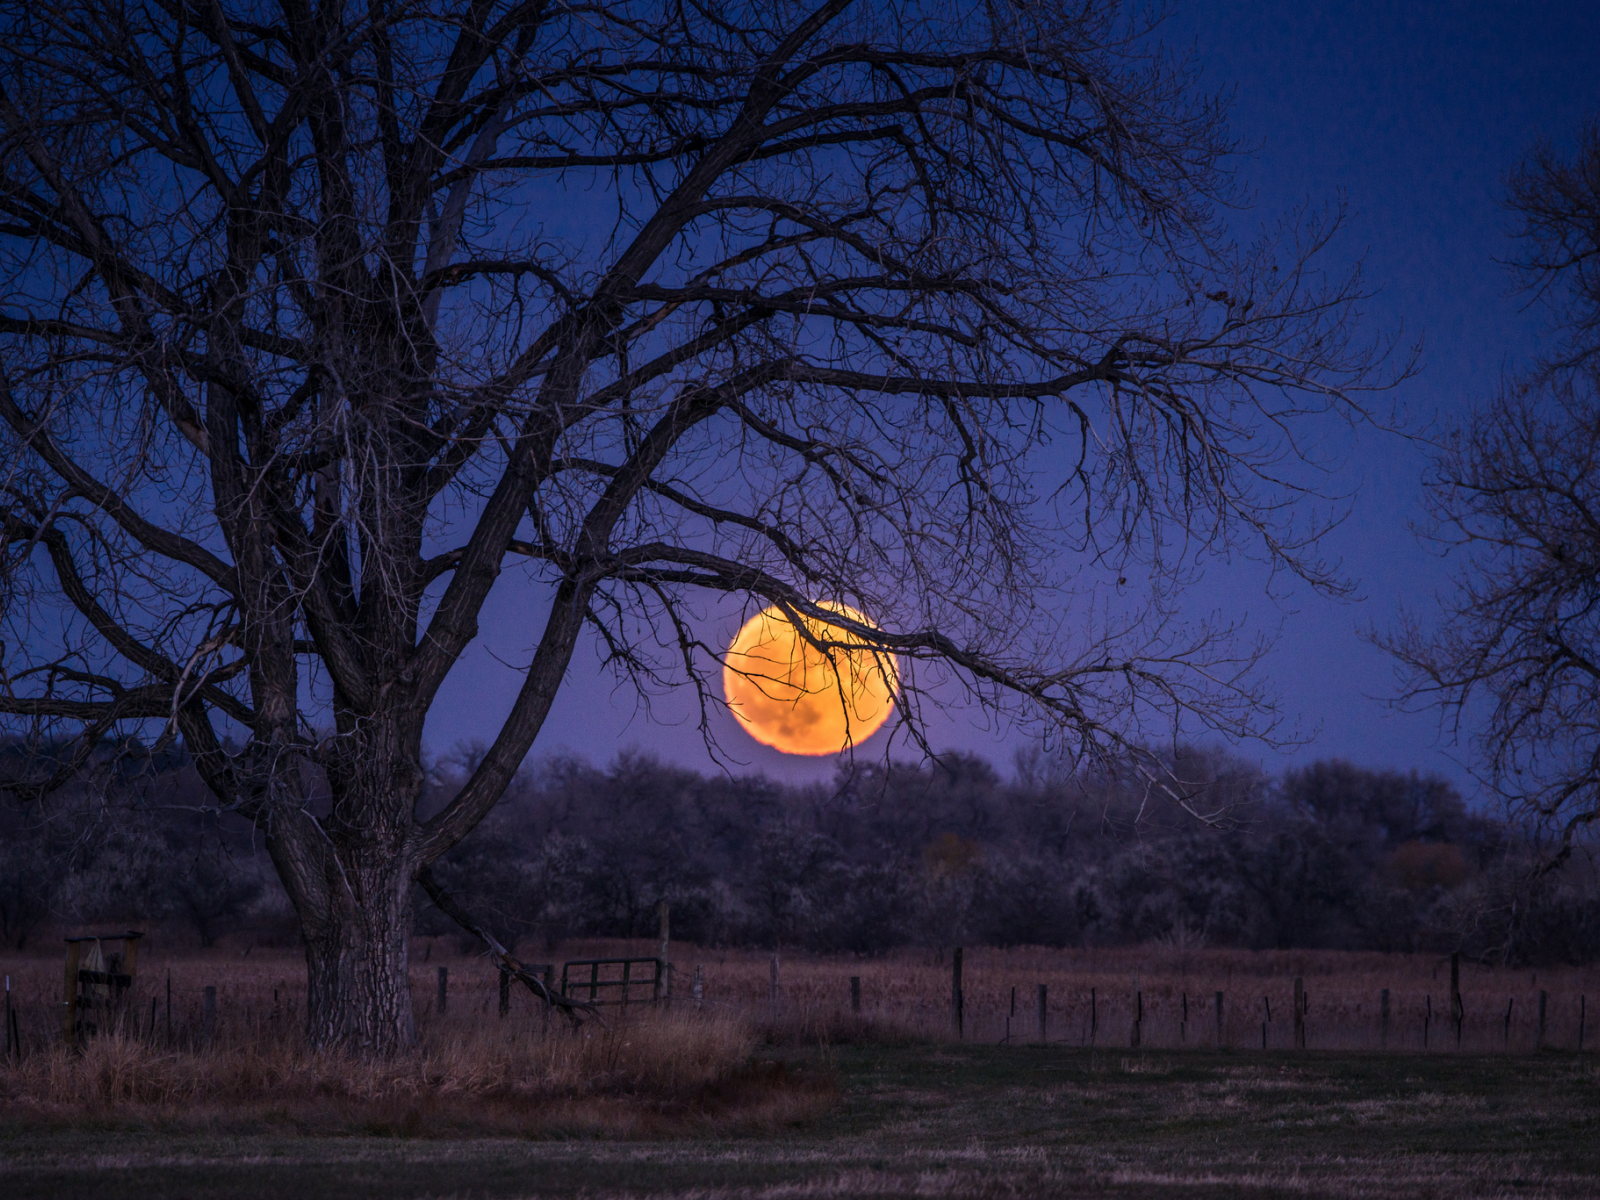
5,1045,1599,1198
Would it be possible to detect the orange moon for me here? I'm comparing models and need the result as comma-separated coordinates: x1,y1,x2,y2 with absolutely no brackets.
722,602,898,755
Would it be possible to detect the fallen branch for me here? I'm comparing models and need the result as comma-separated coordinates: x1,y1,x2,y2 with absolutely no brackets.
415,865,596,1027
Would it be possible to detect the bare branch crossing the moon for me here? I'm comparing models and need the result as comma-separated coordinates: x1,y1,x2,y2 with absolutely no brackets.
722,604,899,756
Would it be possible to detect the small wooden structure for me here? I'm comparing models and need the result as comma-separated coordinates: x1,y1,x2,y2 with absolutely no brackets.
62,931,143,1043
560,957,662,1006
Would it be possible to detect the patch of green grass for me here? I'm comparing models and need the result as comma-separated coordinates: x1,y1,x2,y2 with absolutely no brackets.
6,1047,1600,1197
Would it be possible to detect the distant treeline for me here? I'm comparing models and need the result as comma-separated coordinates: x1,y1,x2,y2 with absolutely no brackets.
3,743,1598,965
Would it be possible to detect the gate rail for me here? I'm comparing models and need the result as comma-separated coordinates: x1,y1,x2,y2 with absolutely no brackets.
560,957,662,1006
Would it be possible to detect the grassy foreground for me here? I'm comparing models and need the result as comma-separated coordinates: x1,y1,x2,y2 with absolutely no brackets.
5,1044,1600,1198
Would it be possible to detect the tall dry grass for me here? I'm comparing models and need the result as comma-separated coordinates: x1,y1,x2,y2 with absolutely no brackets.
0,941,840,1134
4,1005,751,1107
5,936,1599,1136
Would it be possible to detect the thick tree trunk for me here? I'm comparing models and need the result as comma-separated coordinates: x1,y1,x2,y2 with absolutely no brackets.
300,852,418,1055
265,764,422,1056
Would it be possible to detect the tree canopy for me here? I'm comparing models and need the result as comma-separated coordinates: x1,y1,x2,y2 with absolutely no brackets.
0,0,1393,1051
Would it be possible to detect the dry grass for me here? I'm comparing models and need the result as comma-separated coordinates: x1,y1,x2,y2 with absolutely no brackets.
4,1005,746,1102
0,942,841,1135
4,936,1598,1141
671,941,1600,1052
7,1044,1600,1198
9,938,1600,1055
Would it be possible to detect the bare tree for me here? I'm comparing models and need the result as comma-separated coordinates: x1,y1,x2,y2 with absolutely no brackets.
1384,120,1600,849
0,0,1390,1054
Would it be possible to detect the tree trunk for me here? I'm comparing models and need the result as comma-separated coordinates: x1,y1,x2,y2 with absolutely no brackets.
300,854,418,1055
266,783,421,1056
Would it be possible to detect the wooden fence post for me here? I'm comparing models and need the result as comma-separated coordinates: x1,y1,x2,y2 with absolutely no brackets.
951,947,964,1038
1215,990,1224,1049
1381,988,1390,1050
693,964,704,1009
850,975,861,1014
1504,997,1514,1048
1450,953,1463,1047
122,935,140,990
1089,986,1097,1046
61,940,82,1044
437,966,448,1016
658,900,671,1003
1538,989,1548,1050
1424,993,1431,1050
1261,995,1269,1049
1293,979,1305,1049
1037,983,1047,1045
1131,990,1142,1049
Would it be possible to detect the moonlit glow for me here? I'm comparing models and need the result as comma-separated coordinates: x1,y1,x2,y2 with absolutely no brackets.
722,602,898,755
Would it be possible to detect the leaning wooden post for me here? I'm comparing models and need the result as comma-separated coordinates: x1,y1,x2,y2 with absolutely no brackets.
1131,989,1142,1049
1380,988,1390,1050
658,900,671,1003
1450,953,1463,1047
1215,990,1225,1049
437,965,448,1016
61,940,82,1044
1538,989,1548,1050
1294,978,1306,1049
1037,983,1048,1045
951,946,964,1038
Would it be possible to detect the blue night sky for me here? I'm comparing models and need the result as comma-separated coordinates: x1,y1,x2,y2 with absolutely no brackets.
425,0,1600,793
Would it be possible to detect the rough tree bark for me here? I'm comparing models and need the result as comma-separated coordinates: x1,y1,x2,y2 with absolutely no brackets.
0,0,1396,1054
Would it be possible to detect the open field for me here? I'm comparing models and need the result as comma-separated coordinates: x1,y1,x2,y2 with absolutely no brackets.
8,942,1600,1196
6,939,1600,1054
5,1045,1600,1198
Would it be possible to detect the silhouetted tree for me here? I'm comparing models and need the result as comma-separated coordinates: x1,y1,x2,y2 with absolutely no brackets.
1384,120,1600,850
0,0,1401,1051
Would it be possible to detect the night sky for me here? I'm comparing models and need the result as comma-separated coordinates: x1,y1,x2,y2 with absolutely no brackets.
425,0,1600,794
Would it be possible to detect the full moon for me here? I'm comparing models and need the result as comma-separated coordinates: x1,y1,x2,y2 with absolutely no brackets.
722,602,898,755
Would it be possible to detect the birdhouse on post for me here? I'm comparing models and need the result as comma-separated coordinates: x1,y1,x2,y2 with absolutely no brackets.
62,931,143,1045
